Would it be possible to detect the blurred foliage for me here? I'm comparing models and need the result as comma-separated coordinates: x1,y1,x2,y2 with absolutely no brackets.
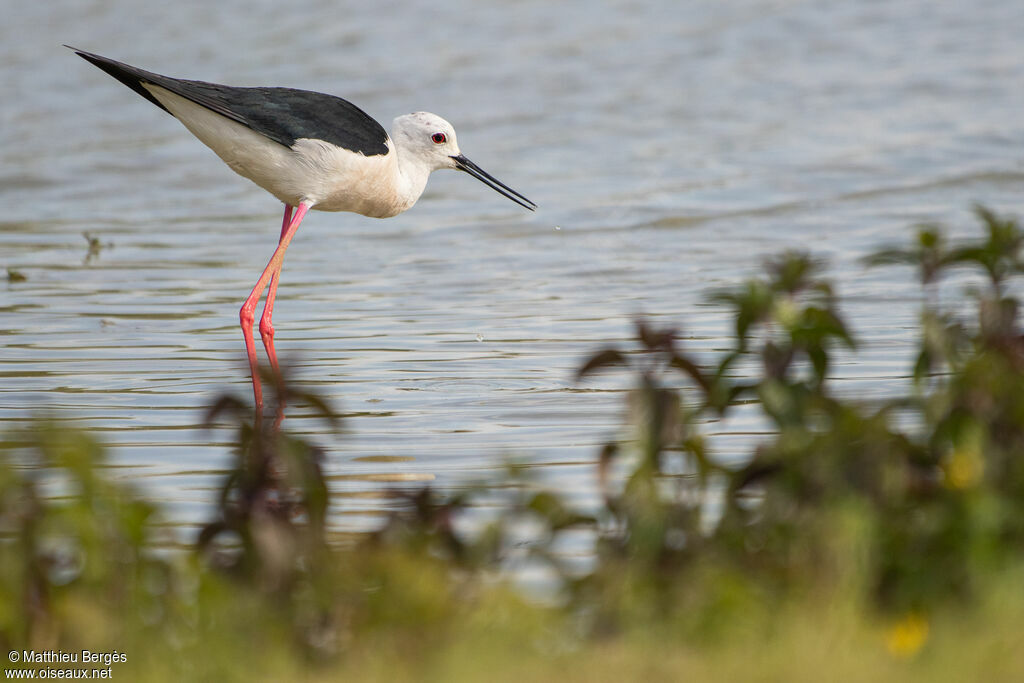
3,206,1024,679
0,422,180,655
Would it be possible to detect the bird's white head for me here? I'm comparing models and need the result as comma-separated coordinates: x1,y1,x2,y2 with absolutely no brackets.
391,111,536,211
391,112,461,170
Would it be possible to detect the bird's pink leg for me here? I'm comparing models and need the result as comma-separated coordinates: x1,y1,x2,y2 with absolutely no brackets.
240,202,311,416
259,204,294,378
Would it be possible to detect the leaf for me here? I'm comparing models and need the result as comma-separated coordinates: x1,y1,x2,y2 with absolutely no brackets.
527,491,592,530
766,251,821,294
807,345,828,384
597,442,620,512
864,225,953,286
670,352,710,393
287,388,342,429
197,521,228,550
732,458,783,491
576,348,629,380
598,440,618,469
202,394,248,426
635,320,676,352
727,382,755,403
712,281,775,343
761,341,793,379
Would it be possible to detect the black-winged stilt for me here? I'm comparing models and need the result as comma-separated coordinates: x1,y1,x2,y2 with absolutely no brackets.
68,47,536,418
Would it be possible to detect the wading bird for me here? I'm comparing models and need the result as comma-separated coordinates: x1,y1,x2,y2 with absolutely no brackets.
69,47,536,418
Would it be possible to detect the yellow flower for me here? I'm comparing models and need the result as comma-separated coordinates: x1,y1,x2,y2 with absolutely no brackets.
885,612,929,658
945,424,984,490
946,448,982,489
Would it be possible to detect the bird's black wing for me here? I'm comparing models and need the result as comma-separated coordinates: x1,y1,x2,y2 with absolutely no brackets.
68,47,390,157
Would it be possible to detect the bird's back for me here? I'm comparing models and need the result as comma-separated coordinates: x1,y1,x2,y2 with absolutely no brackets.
70,47,389,157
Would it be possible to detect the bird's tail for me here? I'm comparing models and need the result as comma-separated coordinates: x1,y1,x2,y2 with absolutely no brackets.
65,45,173,115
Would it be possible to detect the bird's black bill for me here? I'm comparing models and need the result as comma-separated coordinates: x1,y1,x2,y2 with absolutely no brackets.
452,154,536,211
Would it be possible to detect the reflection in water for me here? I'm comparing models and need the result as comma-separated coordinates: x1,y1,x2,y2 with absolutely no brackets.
2,1,1024,536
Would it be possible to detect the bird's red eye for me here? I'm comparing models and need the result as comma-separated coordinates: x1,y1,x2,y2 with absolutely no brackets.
431,132,447,144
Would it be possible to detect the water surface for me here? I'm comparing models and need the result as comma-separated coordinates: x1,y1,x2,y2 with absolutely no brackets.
2,0,1023,533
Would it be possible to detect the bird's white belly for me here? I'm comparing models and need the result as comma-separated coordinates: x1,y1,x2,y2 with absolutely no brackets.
144,85,409,217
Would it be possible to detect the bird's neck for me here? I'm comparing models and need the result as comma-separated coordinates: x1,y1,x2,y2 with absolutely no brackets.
391,143,432,213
